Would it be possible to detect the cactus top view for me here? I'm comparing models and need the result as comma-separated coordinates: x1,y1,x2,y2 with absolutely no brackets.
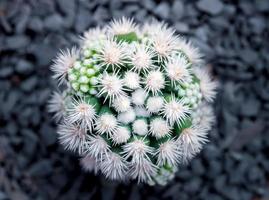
48,17,218,185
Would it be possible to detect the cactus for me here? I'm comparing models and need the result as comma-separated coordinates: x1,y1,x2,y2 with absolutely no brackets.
48,17,218,185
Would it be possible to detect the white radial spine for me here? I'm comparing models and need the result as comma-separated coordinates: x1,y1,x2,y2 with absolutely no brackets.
97,39,127,69
117,108,136,124
111,126,131,144
148,23,178,61
177,126,208,164
177,39,203,64
95,113,118,136
100,152,128,180
51,47,79,85
149,118,171,138
146,96,164,114
132,119,148,136
47,91,67,122
122,139,156,182
156,139,181,166
57,122,88,155
162,96,190,126
194,67,218,102
129,157,157,183
192,103,215,131
112,95,131,113
129,44,156,73
131,88,147,106
123,71,140,90
81,27,106,50
134,106,150,117
80,155,99,174
144,70,165,95
66,98,96,131
98,72,126,104
108,17,137,36
165,57,192,85
85,135,110,160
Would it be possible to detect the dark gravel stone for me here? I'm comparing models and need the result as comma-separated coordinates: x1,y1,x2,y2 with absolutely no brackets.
56,0,75,14
208,160,222,178
154,2,170,19
240,49,258,64
29,44,56,66
183,177,202,194
171,0,184,19
134,9,148,23
249,16,266,34
231,120,264,150
28,159,53,177
174,22,189,33
44,14,64,32
5,35,30,50
21,76,38,92
75,6,92,33
0,15,12,33
191,159,205,176
247,166,264,183
92,6,110,24
15,59,33,74
5,122,19,136
15,5,31,33
28,17,44,33
0,191,8,200
239,1,255,15
1,90,19,117
40,124,57,146
196,0,224,15
240,97,260,116
140,0,156,11
255,0,269,12
0,67,13,78
21,129,38,157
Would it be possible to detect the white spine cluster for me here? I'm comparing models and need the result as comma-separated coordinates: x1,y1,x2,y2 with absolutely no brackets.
49,17,217,185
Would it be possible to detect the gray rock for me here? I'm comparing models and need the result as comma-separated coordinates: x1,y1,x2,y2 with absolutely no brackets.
0,15,12,33
28,159,53,177
171,0,184,19
140,0,156,11
249,16,266,34
240,49,258,64
255,0,269,12
21,77,37,92
56,0,75,14
5,35,30,50
174,22,189,33
240,97,260,116
197,0,224,15
0,67,13,78
44,14,64,32
40,124,57,146
15,5,31,33
29,43,56,66
28,17,44,33
75,6,92,33
15,59,33,74
154,2,170,19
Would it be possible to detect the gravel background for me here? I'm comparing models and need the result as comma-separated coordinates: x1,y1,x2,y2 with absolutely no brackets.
0,0,269,199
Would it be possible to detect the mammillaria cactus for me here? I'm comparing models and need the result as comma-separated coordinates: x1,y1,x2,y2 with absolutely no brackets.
48,17,218,185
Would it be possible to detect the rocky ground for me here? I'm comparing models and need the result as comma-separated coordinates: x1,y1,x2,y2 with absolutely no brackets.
0,0,269,199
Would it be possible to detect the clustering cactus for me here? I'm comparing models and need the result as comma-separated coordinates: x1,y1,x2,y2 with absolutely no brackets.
48,18,217,185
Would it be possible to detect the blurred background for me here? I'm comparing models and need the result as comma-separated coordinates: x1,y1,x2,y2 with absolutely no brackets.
0,0,269,199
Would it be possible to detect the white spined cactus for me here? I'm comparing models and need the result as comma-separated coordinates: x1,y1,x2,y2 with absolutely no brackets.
49,17,217,185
